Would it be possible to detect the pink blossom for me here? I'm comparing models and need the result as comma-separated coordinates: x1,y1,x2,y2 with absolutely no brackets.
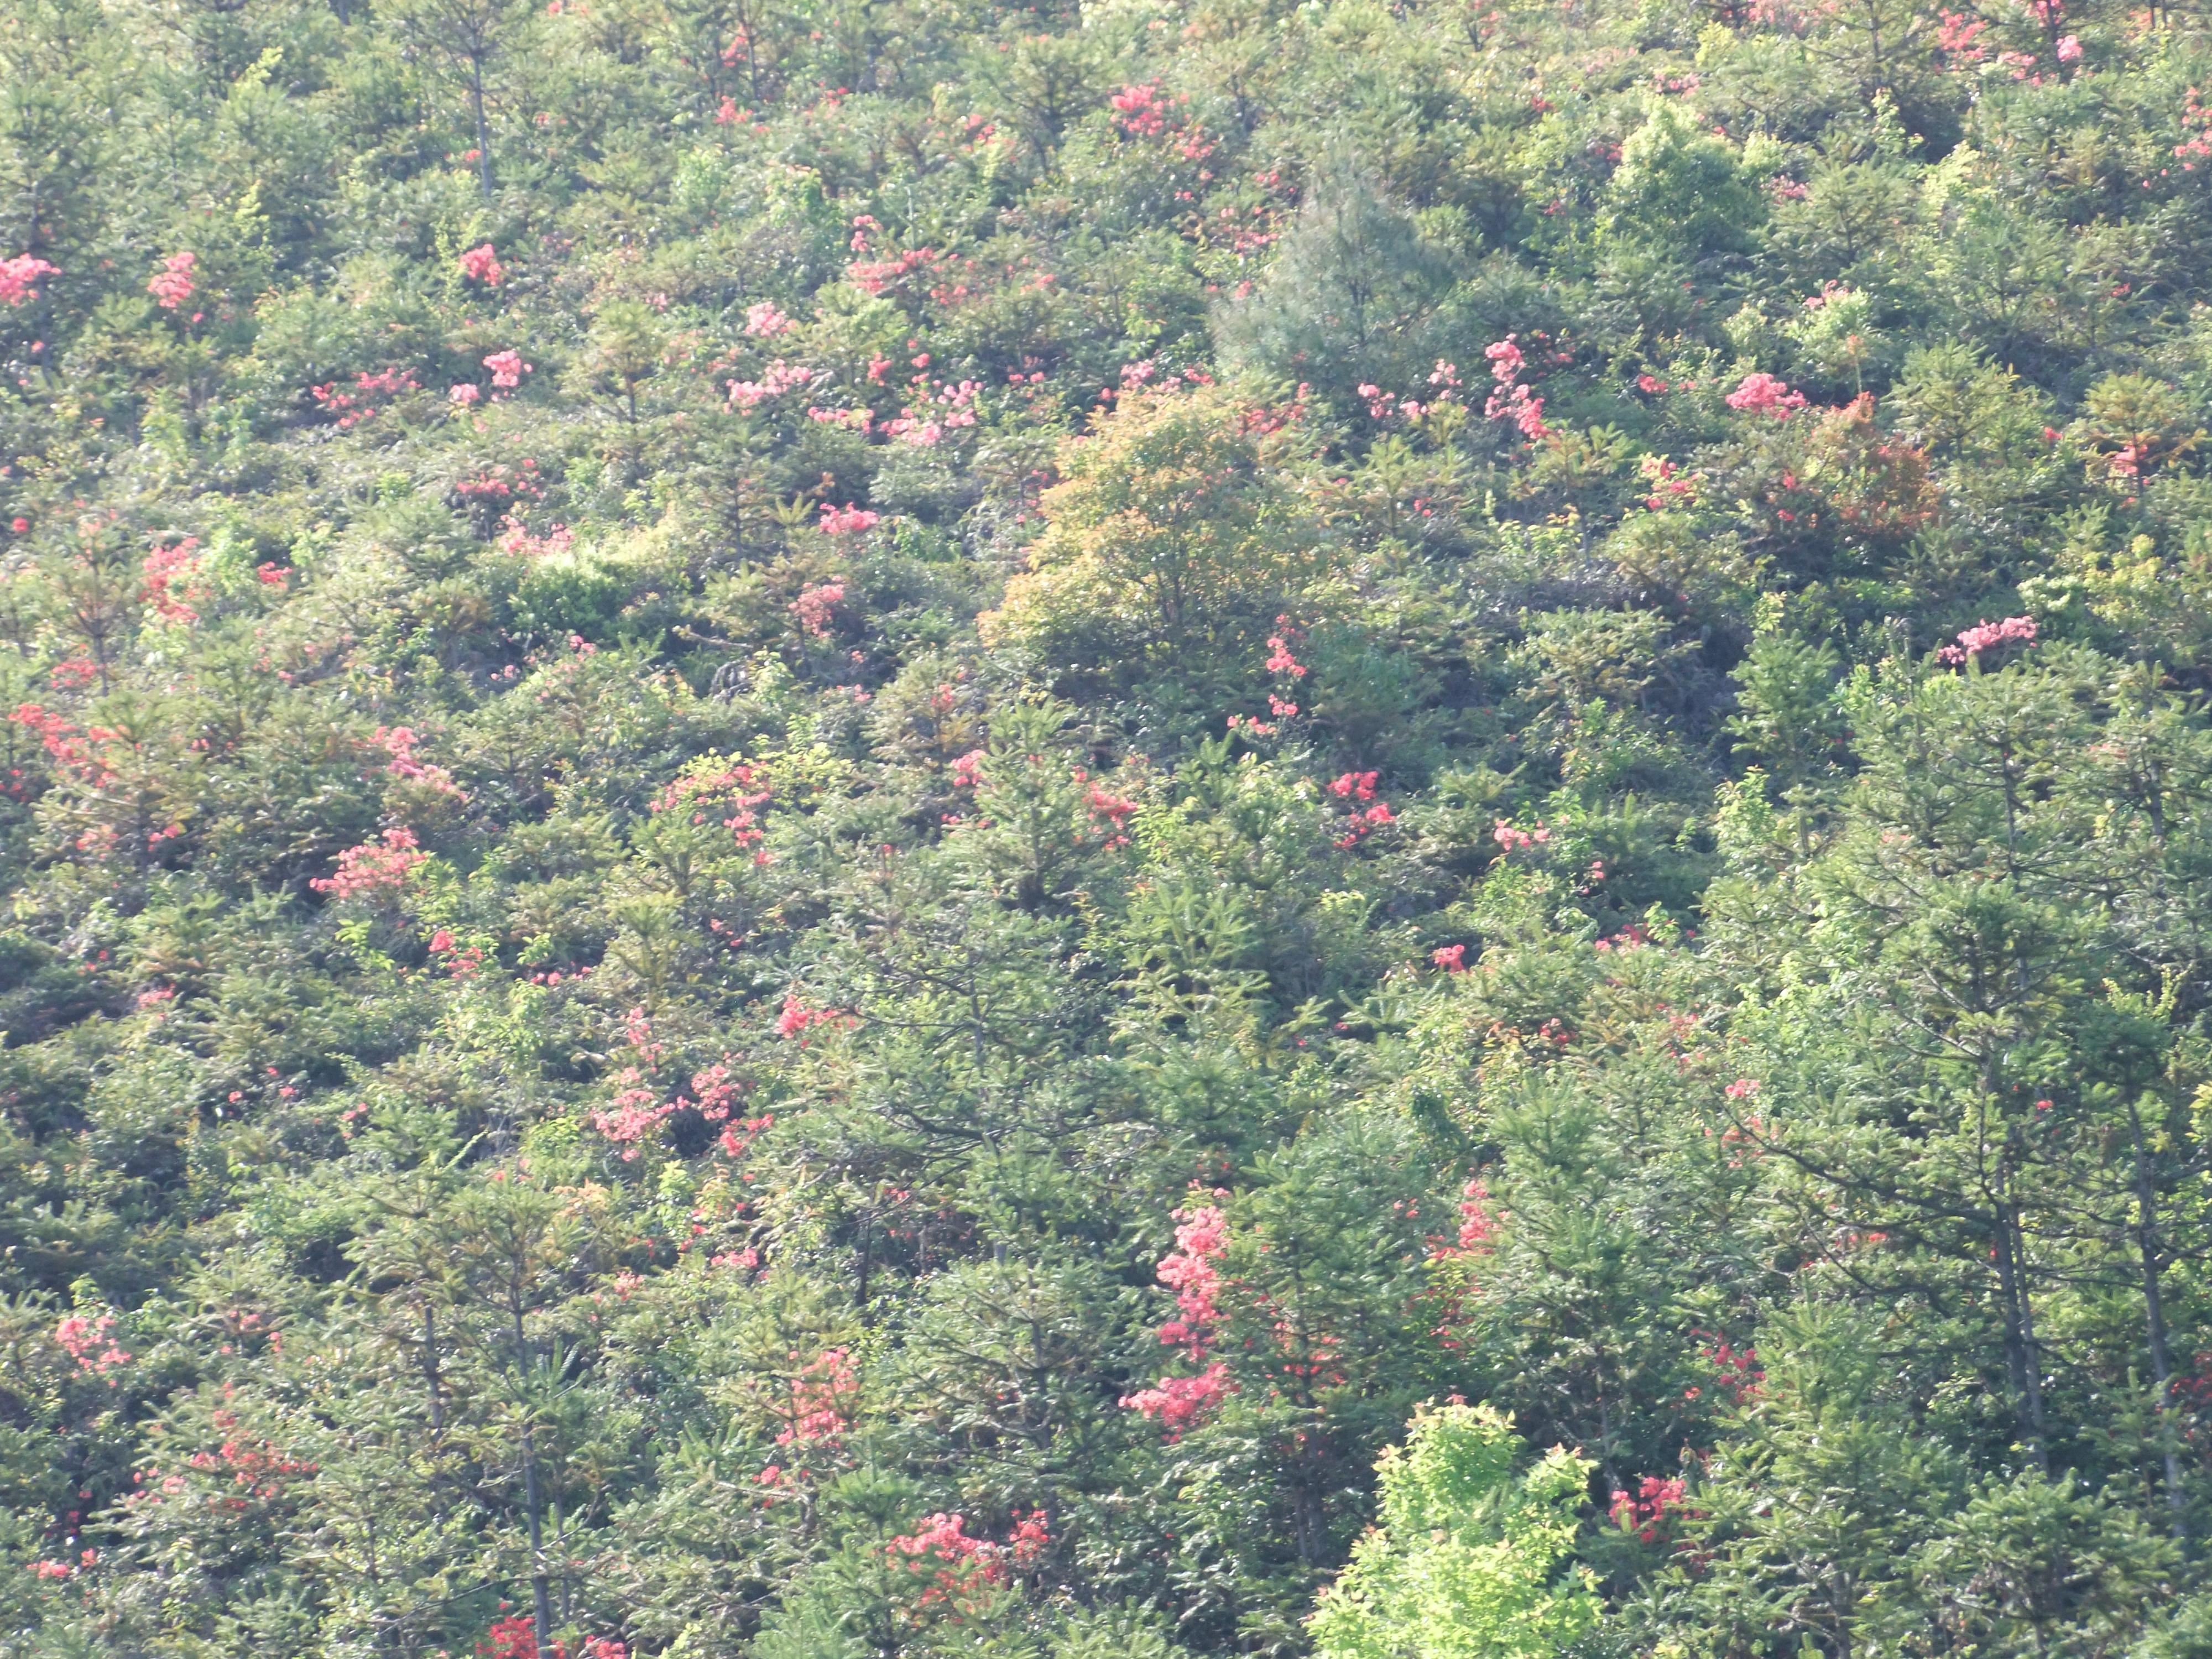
1110,82,1168,139
777,1347,856,1442
310,827,426,901
2056,32,2081,59
1484,362,1548,439
1724,372,1807,419
1724,1078,1760,1100
745,299,794,337
449,382,482,405
1121,1361,1233,1434
55,1311,131,1375
1610,1474,1690,1542
1329,770,1378,801
1937,614,2038,666
818,503,880,535
728,359,817,409
1432,944,1468,972
483,349,531,389
776,995,848,1040
0,254,59,306
142,537,206,624
1265,635,1307,677
148,251,196,311
458,243,506,285
592,1087,675,1159
1493,819,1550,853
950,748,987,789
374,726,467,799
791,581,846,637
1086,784,1139,828
1152,1206,1228,1355
1455,1178,1500,1249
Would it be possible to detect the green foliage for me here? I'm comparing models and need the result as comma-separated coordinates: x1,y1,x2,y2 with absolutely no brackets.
1309,1404,1599,1659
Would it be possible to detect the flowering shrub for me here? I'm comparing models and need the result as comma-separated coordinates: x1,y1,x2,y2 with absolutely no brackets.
1724,372,1808,419
374,726,466,799
1483,337,1550,440
728,360,816,408
310,827,426,900
1937,614,2038,666
484,349,531,390
0,253,59,306
148,251,196,310
1124,1204,1237,1437
791,581,846,637
56,1311,131,1376
458,243,506,285
142,537,206,623
1609,1474,1691,1542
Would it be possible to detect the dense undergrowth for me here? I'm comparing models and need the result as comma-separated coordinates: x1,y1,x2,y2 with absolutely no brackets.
7,0,2212,1652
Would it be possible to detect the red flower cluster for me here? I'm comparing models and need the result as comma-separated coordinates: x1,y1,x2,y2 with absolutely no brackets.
1123,1204,1237,1437
1610,1474,1689,1542
310,827,426,900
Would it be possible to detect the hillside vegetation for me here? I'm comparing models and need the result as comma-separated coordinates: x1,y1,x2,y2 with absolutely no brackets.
7,0,2212,1652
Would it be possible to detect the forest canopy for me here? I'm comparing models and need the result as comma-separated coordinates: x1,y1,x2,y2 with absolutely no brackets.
6,0,2212,1652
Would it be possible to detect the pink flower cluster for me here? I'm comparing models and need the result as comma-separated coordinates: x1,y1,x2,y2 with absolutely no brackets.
778,1347,857,1443
142,537,206,624
1610,1474,1689,1542
791,581,846,637
310,827,426,900
56,1311,131,1376
1123,1205,1237,1436
1121,1364,1233,1434
884,378,979,447
1724,372,1807,419
1086,784,1138,839
592,1088,674,1159
886,1511,1050,1609
776,994,849,1040
1455,1179,1499,1249
1493,818,1550,853
728,359,816,409
1329,770,1396,847
1484,337,1550,440
458,243,506,285
484,348,531,390
1937,614,2037,665
744,299,792,337
148,251,196,311
818,503,879,535
1154,1204,1227,1353
1110,81,1169,138
0,253,59,306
